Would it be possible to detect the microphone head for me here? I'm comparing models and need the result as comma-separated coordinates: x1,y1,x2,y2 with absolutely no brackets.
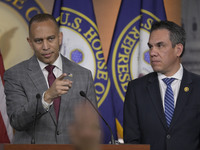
36,93,41,99
80,91,86,98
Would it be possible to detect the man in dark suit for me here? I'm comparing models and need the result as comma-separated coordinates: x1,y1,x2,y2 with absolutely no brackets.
123,21,200,150
4,14,96,144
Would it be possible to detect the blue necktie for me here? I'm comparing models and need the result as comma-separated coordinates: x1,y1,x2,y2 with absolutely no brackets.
162,78,175,127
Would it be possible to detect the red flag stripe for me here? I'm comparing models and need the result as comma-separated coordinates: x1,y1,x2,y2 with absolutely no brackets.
0,51,13,143
0,52,5,84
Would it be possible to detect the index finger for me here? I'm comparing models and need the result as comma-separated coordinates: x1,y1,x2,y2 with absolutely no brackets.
57,73,67,80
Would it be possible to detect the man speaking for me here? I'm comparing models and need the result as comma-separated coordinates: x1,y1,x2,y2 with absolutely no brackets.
4,14,96,144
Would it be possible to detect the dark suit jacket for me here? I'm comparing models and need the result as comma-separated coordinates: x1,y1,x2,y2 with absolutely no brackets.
4,54,96,144
124,69,200,150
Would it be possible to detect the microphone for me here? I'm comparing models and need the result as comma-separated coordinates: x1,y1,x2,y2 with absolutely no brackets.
31,93,41,144
80,91,116,144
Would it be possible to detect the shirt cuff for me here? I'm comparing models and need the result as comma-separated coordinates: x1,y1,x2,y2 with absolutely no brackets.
42,92,53,111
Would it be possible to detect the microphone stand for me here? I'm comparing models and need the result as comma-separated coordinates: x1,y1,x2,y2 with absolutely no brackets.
80,91,116,144
31,93,41,144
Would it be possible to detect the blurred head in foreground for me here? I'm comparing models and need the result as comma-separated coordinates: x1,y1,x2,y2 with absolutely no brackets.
69,102,101,150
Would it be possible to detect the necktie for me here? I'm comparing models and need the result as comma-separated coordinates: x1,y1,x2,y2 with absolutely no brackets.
45,65,60,121
162,78,175,127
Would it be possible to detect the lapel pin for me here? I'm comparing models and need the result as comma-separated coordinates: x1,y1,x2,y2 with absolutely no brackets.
67,73,73,77
184,87,189,92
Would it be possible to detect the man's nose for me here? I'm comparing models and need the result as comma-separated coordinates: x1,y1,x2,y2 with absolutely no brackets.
149,47,157,57
42,40,49,50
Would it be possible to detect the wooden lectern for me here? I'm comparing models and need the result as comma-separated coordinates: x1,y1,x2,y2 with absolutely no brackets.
0,144,150,150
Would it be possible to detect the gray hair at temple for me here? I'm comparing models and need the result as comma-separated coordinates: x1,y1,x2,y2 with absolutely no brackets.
150,21,186,57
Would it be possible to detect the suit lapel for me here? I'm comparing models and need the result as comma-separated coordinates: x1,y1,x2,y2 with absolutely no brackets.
169,69,192,130
147,73,168,130
27,55,48,95
27,55,77,126
58,56,74,127
26,55,57,124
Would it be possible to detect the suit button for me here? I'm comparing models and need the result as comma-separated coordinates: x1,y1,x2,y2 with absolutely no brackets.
57,131,60,135
166,134,171,139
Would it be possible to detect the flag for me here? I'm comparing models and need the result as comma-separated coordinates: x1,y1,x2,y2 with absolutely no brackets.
0,52,5,85
0,52,13,143
107,0,166,138
52,0,117,143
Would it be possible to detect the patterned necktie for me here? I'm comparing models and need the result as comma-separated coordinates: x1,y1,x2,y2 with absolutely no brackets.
45,65,60,121
162,78,175,127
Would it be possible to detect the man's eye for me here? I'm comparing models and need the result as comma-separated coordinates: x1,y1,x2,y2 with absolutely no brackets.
35,39,42,43
148,44,152,49
157,43,163,48
48,37,55,41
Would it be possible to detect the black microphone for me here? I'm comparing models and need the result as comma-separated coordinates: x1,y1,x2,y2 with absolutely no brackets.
80,91,116,144
31,93,41,144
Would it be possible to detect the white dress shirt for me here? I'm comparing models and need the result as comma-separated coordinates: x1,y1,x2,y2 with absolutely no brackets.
158,64,183,111
37,54,63,110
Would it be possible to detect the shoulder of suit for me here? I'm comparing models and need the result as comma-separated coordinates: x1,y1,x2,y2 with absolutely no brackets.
61,55,91,73
128,72,157,86
5,57,32,74
184,68,200,81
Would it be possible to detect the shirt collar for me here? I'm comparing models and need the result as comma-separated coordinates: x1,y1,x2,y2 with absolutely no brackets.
37,54,62,71
158,64,183,81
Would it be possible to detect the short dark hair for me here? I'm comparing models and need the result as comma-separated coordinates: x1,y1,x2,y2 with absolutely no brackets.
150,21,186,57
29,13,59,33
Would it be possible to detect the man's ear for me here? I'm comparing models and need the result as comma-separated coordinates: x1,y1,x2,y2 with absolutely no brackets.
27,37,33,49
176,43,183,57
59,32,63,46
